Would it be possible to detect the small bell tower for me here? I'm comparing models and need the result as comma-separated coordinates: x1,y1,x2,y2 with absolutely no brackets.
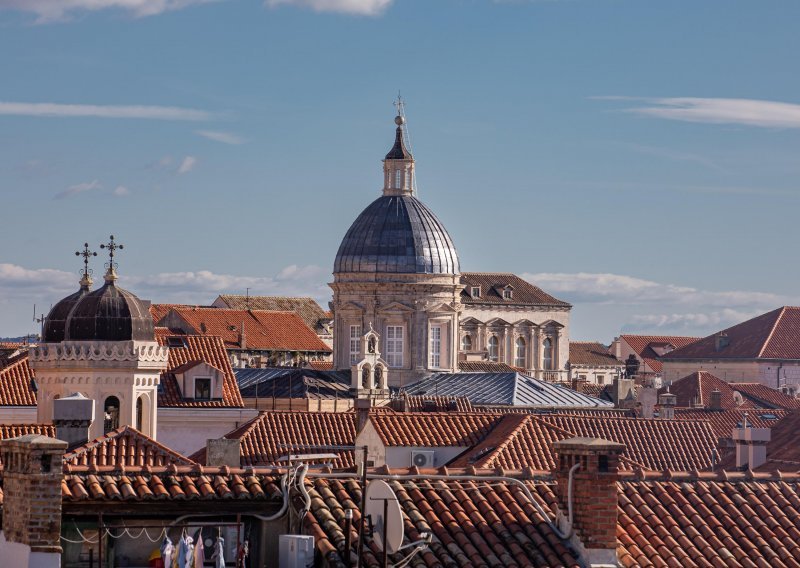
351,324,389,399
382,96,415,196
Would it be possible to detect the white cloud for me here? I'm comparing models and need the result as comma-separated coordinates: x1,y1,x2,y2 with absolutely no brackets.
53,180,102,200
177,156,197,174
266,0,392,16
0,0,217,23
627,309,764,331
113,185,130,197
0,101,211,121
195,130,245,145
601,96,800,129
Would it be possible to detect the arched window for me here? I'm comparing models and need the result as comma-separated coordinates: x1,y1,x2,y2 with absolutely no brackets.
136,396,143,431
515,337,526,368
461,334,472,351
543,338,553,370
488,336,499,362
103,396,120,434
394,169,402,189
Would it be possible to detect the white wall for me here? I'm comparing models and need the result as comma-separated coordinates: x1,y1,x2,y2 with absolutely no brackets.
158,407,258,456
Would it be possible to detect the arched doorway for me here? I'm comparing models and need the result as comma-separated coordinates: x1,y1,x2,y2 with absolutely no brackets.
103,396,120,433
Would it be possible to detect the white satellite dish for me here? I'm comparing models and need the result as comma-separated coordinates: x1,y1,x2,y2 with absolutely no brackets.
364,479,404,554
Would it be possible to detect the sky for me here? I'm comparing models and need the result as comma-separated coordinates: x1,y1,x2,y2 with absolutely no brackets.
1,0,799,341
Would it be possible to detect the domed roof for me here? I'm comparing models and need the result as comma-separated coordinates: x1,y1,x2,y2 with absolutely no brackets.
334,194,460,275
65,271,154,342
42,282,90,343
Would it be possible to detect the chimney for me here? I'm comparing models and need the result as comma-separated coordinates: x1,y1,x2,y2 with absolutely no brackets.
612,377,634,408
354,398,371,434
732,418,771,470
714,332,730,351
53,393,94,450
239,320,247,350
709,389,723,411
637,385,657,419
553,437,625,566
0,434,67,567
659,391,676,420
205,438,241,467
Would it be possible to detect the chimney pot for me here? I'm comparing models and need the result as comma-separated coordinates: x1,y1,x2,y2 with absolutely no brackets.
53,392,94,449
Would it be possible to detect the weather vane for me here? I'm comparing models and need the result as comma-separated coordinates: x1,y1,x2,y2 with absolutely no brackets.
75,242,97,279
100,235,123,271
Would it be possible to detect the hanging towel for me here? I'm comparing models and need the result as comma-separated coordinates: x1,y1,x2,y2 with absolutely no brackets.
184,535,194,568
211,536,225,568
161,536,175,568
177,534,188,568
193,530,205,568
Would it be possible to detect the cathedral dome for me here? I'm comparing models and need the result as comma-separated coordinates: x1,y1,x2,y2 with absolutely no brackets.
334,194,460,274
65,270,154,342
42,285,90,343
333,109,460,275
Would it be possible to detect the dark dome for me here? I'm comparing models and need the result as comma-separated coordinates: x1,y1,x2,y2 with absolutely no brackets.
65,277,154,342
334,195,460,274
43,286,90,343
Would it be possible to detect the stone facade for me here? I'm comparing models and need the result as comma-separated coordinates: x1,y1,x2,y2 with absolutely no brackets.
30,340,167,440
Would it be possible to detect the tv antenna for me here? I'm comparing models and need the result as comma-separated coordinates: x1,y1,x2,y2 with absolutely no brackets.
33,304,46,339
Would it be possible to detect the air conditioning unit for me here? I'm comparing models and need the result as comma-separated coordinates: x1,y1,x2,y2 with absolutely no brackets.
411,450,435,468
279,534,314,568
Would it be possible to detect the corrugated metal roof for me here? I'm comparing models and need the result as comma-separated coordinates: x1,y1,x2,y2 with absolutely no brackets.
235,367,351,400
403,372,613,408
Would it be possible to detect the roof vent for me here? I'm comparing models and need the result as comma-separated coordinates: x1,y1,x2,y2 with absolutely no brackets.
715,332,730,351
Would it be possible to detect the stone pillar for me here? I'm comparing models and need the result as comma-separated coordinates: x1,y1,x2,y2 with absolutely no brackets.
0,434,67,568
553,437,624,566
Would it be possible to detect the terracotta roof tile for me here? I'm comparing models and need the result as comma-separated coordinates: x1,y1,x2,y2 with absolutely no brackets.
731,383,800,410
675,408,789,440
215,295,331,331
157,334,244,407
369,412,503,447
190,411,356,468
661,371,753,410
569,342,621,367
63,426,195,467
155,306,331,353
0,354,37,406
664,307,800,361
460,272,570,307
620,334,701,373
715,410,800,472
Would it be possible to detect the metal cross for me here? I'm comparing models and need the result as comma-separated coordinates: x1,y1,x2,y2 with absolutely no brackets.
393,92,405,117
75,242,97,278
100,235,123,269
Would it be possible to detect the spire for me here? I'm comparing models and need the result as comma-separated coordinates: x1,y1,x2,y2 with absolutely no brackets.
382,96,415,196
100,235,124,284
74,242,97,290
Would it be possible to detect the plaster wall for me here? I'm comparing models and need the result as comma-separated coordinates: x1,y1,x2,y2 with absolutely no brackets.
158,407,258,456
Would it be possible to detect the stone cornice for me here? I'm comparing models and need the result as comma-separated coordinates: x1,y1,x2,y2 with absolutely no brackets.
30,341,169,370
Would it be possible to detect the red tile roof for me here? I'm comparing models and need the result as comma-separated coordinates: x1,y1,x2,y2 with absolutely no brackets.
156,307,331,353
664,306,800,360
305,475,580,568
569,342,620,367
308,360,333,371
157,334,244,407
619,334,700,373
675,408,788,440
451,413,719,472
214,295,331,331
190,411,356,468
63,426,195,467
661,371,752,410
368,412,503,447
460,272,570,307
0,354,37,406
732,382,800,410
617,476,800,567
149,303,209,324
714,410,800,473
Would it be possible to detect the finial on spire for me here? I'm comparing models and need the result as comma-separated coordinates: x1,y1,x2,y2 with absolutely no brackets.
75,242,97,289
393,92,405,125
100,235,124,283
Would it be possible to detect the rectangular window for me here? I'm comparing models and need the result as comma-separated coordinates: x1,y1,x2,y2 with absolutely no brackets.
386,325,404,367
597,375,605,385
503,288,513,300
349,324,361,365
194,378,211,400
471,286,481,298
430,325,442,368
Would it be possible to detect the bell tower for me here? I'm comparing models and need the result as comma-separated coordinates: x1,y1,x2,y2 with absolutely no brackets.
350,325,389,399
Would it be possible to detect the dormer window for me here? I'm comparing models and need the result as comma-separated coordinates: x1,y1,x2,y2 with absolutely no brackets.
167,336,185,348
194,377,211,400
471,286,481,298
503,287,513,300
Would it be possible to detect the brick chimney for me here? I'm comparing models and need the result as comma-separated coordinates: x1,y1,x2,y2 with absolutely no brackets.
553,437,624,566
732,417,771,470
709,389,723,411
659,391,676,420
53,392,94,450
0,434,67,568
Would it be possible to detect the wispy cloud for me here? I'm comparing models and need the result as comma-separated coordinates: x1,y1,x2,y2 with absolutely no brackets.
599,96,800,129
177,156,197,174
0,101,211,121
266,0,392,16
53,180,102,200
195,130,245,145
0,0,218,23
113,185,130,197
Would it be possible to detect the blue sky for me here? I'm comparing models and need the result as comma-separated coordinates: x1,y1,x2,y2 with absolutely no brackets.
1,0,800,340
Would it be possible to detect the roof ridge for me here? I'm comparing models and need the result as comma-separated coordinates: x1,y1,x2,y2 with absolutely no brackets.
758,306,787,359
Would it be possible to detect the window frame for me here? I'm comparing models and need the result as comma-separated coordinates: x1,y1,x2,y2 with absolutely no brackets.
430,324,442,368
349,324,362,365
386,325,404,368
487,335,499,362
194,376,212,400
514,336,526,368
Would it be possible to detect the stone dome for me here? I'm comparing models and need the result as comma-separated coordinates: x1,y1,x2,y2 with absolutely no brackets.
334,194,460,275
65,272,154,342
42,285,90,343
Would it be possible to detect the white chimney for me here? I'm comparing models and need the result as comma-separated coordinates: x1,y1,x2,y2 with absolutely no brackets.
732,418,771,470
658,391,676,420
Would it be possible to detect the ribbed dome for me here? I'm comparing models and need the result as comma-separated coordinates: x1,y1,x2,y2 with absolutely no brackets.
65,277,154,342
43,286,90,343
334,194,460,274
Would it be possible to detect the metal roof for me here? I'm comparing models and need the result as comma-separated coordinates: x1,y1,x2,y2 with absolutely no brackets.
403,372,614,408
235,367,351,400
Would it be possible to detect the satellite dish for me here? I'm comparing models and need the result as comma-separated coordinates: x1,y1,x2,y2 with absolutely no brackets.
364,479,404,554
